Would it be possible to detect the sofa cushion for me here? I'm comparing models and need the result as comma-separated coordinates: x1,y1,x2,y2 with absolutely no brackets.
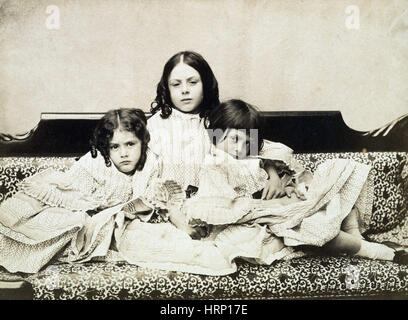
367,216,408,246
0,157,76,203
27,257,408,299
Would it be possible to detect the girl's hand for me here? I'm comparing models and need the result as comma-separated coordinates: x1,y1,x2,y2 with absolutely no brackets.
122,198,153,219
261,161,285,200
170,216,209,240
284,186,306,201
262,175,285,199
154,180,185,209
167,202,211,240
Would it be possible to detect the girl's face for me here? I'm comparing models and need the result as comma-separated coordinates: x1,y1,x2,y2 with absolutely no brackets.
215,129,250,159
109,129,141,175
168,62,204,113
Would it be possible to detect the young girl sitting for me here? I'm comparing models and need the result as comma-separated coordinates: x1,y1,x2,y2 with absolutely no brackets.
148,50,219,190
178,99,404,264
148,51,284,238
0,108,160,273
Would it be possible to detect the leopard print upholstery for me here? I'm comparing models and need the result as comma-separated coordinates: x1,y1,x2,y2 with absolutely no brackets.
25,257,408,299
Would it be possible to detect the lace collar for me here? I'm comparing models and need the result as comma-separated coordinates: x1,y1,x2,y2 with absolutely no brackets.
170,108,202,121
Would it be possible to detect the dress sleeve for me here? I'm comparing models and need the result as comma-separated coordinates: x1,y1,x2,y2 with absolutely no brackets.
126,149,172,221
183,159,253,225
258,139,314,191
195,155,238,199
131,148,162,205
258,140,306,176
259,139,294,161
146,114,162,157
20,152,107,211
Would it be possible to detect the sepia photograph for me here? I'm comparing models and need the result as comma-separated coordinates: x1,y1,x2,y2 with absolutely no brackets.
0,0,407,304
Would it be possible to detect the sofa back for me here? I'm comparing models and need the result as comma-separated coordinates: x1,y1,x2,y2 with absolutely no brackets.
0,111,407,157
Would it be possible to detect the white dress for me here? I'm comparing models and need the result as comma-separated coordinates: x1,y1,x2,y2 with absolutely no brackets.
147,109,211,190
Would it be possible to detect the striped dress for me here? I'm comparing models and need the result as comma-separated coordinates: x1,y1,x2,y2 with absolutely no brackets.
147,109,211,190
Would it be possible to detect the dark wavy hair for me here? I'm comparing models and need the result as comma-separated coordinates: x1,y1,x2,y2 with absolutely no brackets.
150,51,220,119
90,108,150,171
205,99,265,154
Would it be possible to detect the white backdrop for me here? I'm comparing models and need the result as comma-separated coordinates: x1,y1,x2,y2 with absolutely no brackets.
0,0,407,135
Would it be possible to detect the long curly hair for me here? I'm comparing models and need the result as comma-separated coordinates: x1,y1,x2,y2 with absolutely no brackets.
90,108,150,171
204,99,265,155
150,51,220,119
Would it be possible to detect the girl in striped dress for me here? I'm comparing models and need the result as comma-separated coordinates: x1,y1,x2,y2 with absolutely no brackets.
148,51,219,190
147,51,219,238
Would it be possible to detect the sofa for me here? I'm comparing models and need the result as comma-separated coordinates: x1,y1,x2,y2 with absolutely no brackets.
0,111,407,300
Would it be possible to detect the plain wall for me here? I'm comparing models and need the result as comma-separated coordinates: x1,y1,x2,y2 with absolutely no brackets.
0,0,407,135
